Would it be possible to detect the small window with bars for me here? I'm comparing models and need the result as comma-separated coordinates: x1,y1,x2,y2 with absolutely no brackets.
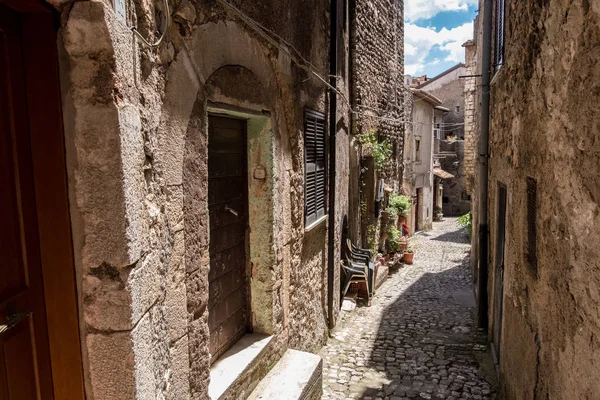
304,109,327,226
526,177,537,273
494,0,506,69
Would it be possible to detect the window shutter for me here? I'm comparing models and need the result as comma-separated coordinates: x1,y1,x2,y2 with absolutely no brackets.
304,110,326,226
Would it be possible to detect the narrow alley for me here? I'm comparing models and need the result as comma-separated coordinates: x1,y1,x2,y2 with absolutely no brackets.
321,219,497,400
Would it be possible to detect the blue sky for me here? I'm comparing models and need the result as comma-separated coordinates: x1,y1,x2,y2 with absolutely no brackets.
404,0,478,78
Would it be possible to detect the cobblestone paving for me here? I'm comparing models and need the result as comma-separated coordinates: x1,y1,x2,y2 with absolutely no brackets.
321,218,497,400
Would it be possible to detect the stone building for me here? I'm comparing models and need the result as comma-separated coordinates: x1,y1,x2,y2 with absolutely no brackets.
403,89,444,233
418,64,470,217
463,40,478,195
470,0,600,398
348,0,406,249
1,0,411,398
417,63,466,140
0,0,375,399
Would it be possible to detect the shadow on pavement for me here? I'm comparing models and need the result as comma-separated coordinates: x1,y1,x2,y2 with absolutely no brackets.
351,260,498,399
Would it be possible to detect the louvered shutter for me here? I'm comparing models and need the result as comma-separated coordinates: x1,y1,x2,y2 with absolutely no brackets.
304,110,326,226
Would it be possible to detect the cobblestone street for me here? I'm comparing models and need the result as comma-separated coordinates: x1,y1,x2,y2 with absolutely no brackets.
321,218,497,400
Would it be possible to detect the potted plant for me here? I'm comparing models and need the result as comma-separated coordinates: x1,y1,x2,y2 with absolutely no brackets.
399,236,408,252
386,226,402,254
403,248,415,264
433,206,443,221
388,193,411,220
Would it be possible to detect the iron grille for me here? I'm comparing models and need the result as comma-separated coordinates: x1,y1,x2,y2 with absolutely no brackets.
494,0,506,69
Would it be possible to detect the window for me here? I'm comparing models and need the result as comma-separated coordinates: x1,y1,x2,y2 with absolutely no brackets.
461,191,471,201
526,177,537,273
304,110,326,226
433,117,440,139
455,105,460,113
494,0,506,68
415,137,421,163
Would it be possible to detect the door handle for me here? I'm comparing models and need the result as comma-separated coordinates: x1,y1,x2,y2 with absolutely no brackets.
224,205,239,217
0,311,30,335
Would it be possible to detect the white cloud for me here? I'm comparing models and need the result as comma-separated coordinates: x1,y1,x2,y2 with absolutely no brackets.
404,22,473,75
405,0,478,22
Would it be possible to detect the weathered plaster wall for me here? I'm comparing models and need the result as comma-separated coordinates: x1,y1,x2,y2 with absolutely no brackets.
474,0,600,398
56,0,342,398
411,98,435,231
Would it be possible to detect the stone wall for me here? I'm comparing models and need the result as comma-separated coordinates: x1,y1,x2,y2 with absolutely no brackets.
424,70,466,140
473,0,600,397
439,140,470,217
350,0,405,246
54,0,347,398
463,41,477,194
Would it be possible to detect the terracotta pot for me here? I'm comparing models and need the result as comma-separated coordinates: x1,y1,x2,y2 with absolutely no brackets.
403,252,414,264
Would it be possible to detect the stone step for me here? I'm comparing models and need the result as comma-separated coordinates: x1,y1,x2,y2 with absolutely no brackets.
248,349,323,400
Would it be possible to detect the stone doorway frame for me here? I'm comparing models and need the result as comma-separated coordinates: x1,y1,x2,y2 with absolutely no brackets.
206,102,277,337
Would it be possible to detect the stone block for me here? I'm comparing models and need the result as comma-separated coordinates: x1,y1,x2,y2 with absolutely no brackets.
157,49,200,186
247,349,323,400
64,2,112,57
186,266,209,315
168,335,191,400
87,331,135,400
188,316,211,398
128,252,163,326
132,312,156,400
165,280,189,343
83,272,132,331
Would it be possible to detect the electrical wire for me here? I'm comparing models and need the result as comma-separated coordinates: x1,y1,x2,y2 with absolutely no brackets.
215,0,466,128
129,0,171,48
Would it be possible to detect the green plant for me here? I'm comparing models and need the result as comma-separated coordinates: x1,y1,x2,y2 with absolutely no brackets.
384,206,398,221
434,206,442,213
388,193,411,216
356,130,393,171
365,225,378,257
386,226,402,253
458,212,472,237
406,248,414,253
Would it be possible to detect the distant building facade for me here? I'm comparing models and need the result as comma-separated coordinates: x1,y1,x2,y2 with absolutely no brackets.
419,64,470,217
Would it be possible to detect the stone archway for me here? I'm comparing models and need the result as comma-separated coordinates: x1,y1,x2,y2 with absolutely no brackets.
156,20,293,398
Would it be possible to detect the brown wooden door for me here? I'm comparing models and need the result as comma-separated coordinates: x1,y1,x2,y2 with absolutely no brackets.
208,115,250,363
492,183,507,363
0,4,54,399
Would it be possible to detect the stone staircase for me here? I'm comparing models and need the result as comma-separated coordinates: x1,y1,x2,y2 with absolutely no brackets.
248,349,323,400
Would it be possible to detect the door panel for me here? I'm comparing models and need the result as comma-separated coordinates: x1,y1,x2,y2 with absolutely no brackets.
208,116,249,364
493,184,507,361
0,4,54,398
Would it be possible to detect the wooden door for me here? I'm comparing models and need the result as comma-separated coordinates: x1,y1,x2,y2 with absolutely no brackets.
415,188,423,232
0,4,54,398
492,184,507,363
208,115,250,363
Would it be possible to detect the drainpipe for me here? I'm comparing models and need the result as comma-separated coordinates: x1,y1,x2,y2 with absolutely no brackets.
327,0,338,329
477,0,493,330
